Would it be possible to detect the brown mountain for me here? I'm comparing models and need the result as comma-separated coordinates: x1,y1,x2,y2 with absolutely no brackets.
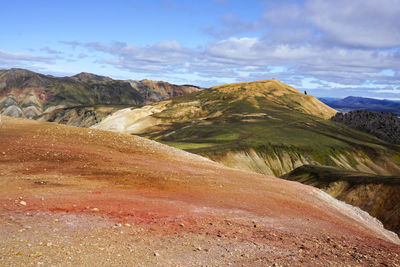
0,68,201,126
130,79,201,104
72,72,113,82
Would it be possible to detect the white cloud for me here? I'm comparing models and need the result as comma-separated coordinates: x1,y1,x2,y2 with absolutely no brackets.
59,35,399,95
263,0,400,48
375,89,400,93
0,50,52,66
40,47,63,55
4,0,400,98
305,0,400,48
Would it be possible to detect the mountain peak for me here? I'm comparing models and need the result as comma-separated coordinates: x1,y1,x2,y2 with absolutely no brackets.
0,68,49,90
1,68,39,78
212,79,337,119
72,72,112,82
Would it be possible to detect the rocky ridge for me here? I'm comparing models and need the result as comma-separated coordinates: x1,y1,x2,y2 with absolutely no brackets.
332,110,400,145
0,68,200,127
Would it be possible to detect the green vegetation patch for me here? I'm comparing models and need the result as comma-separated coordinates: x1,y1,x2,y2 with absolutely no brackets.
160,141,216,150
140,82,400,170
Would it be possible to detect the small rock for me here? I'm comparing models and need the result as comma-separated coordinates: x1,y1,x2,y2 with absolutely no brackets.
92,208,99,212
154,252,159,257
46,242,52,247
224,220,232,226
124,223,131,227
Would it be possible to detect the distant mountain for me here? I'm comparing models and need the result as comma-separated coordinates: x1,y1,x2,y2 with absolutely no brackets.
0,68,201,126
72,72,113,82
129,79,201,104
317,97,341,105
319,96,400,113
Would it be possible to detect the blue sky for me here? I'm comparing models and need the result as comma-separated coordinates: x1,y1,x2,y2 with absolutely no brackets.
1,0,400,98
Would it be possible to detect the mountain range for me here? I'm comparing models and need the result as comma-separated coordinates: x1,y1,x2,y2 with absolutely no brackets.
320,96,400,113
0,68,200,127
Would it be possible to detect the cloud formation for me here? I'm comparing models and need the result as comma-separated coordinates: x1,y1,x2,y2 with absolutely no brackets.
0,50,51,66
2,0,400,98
305,0,400,48
64,34,399,96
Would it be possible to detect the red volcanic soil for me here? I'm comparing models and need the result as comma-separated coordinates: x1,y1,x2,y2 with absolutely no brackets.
0,116,399,266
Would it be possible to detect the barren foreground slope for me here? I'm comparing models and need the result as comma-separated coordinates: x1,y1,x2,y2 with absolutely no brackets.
1,116,399,266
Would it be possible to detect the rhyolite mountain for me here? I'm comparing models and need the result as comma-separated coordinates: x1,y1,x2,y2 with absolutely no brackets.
1,116,399,265
320,96,400,114
93,79,400,234
0,68,200,127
